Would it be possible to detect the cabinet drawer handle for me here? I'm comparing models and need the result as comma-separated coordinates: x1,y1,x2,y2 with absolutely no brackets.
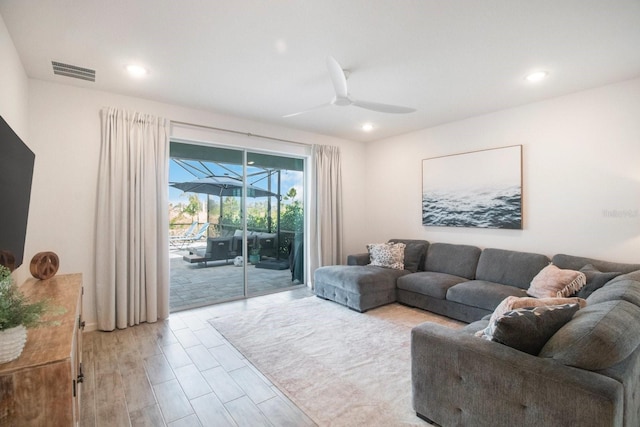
77,362,84,383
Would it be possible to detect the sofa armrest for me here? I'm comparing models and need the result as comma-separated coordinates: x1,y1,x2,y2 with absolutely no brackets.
411,322,623,427
347,253,370,266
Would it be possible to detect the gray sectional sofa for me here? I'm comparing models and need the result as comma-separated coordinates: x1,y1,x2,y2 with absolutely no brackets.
313,239,640,426
315,239,553,322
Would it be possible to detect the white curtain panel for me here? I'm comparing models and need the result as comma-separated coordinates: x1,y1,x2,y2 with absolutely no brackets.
309,145,344,285
95,107,170,330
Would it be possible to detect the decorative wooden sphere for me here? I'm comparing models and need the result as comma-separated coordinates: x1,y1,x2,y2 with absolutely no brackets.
30,251,60,280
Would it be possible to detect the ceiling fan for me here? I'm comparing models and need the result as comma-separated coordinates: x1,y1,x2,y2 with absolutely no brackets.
283,56,416,118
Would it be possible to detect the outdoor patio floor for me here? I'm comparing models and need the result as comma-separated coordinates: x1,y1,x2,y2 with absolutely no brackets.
170,245,303,312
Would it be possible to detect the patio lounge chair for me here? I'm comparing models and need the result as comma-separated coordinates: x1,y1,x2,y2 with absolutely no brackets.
170,222,210,248
186,222,210,242
169,222,197,247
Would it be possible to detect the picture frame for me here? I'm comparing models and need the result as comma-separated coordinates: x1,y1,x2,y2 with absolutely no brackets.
422,145,522,229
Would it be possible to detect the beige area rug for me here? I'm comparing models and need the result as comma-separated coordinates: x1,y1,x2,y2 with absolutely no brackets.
209,297,464,426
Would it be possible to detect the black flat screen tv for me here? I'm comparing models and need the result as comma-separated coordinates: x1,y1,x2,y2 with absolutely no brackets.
0,115,35,271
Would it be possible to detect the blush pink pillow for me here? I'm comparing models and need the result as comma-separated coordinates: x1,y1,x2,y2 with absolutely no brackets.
527,264,587,298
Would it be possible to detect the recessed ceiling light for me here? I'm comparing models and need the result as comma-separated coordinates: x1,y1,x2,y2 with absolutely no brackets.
525,71,548,83
362,123,374,132
126,64,148,78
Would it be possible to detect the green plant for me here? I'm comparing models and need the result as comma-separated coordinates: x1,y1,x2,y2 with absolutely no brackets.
0,266,56,330
250,245,261,256
182,193,202,221
280,188,303,233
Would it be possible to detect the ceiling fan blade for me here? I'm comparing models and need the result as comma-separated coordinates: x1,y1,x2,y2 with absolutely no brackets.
326,56,348,98
351,99,416,114
282,102,331,118
287,56,414,117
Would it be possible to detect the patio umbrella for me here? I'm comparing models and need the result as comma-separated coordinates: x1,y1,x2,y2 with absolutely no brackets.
170,176,276,198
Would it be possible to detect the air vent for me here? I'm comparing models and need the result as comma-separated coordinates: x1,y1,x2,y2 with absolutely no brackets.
52,61,95,82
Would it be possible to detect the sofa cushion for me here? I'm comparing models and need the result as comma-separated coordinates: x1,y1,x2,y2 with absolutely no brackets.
480,303,580,355
587,279,640,307
552,253,640,275
367,242,406,270
347,253,371,266
389,239,429,273
475,248,550,290
446,280,528,311
424,243,481,279
397,272,469,300
527,264,586,298
573,264,622,299
487,296,587,325
539,300,640,370
609,269,640,284
313,265,409,294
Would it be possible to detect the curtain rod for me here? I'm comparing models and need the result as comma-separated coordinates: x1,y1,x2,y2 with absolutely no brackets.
170,120,312,147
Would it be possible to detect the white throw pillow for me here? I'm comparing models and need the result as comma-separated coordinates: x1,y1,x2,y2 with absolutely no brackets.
367,242,406,270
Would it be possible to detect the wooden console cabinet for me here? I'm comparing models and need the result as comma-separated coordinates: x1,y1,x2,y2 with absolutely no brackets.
0,273,84,426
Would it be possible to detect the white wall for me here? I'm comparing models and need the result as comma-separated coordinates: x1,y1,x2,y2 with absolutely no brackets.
363,77,640,263
26,80,366,330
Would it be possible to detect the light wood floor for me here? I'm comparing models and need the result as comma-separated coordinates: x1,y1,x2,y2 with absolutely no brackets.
80,288,317,426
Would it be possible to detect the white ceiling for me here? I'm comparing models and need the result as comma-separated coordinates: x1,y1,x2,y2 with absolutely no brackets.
2,0,640,142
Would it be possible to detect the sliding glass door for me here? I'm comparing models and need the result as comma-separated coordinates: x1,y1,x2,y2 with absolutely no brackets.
168,141,305,311
245,151,305,295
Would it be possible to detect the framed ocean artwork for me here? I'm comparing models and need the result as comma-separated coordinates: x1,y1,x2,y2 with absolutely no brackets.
422,145,522,229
